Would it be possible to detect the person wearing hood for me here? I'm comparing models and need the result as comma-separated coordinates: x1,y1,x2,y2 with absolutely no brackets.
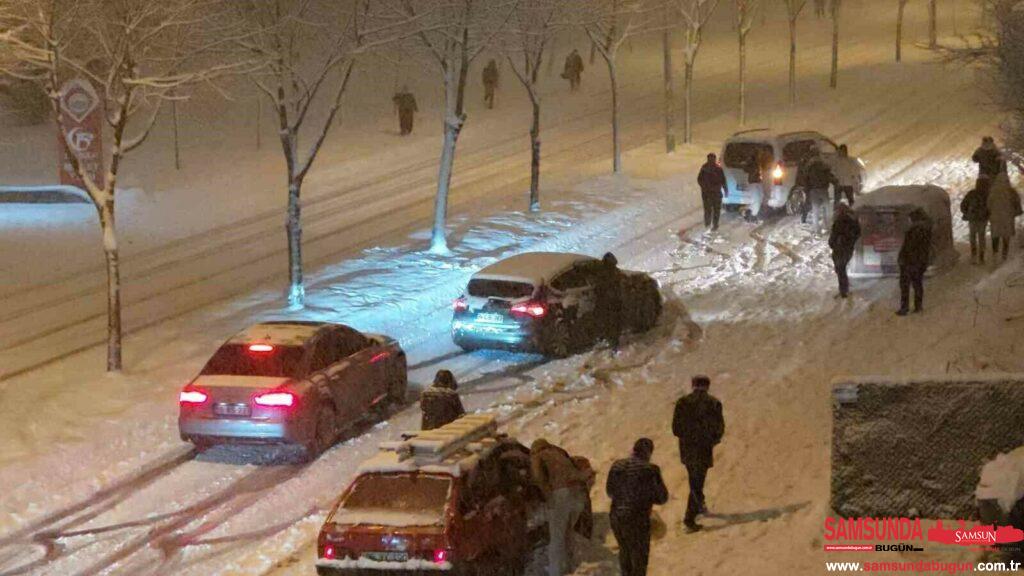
973,137,1003,179
987,166,1022,263
960,175,992,264
420,369,465,430
530,438,591,576
606,438,669,576
392,86,418,136
829,202,861,299
896,208,932,316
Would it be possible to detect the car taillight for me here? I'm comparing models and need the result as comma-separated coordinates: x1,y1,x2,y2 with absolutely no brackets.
453,297,468,312
772,164,784,181
321,544,335,560
179,389,208,405
510,302,546,318
433,549,450,564
254,391,295,407
248,343,274,353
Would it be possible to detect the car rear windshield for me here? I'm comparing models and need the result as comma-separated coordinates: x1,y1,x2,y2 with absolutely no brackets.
782,140,829,164
336,474,452,527
724,142,774,169
200,344,306,378
467,278,534,299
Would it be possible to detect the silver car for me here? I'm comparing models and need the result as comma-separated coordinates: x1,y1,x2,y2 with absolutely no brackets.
178,321,407,458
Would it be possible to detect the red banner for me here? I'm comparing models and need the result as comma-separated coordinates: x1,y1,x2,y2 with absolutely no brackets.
58,78,105,192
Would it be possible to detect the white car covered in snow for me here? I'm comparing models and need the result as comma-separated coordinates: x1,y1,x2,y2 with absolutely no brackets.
451,252,661,356
720,129,867,215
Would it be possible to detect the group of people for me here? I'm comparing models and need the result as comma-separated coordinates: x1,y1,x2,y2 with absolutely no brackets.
960,136,1022,265
390,49,587,135
419,371,725,576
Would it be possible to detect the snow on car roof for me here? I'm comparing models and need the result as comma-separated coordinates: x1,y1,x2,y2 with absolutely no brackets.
726,129,828,144
857,185,950,213
228,322,326,346
472,252,595,286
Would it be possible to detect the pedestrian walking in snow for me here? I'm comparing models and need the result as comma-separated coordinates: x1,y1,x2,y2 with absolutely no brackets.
606,438,669,576
672,375,724,533
960,176,991,264
987,166,1022,264
482,59,499,109
562,49,584,92
801,147,839,233
829,203,861,298
530,438,591,576
392,87,418,136
832,145,859,208
973,136,1003,179
594,252,623,348
420,369,465,430
896,208,932,316
698,153,726,231
814,0,827,18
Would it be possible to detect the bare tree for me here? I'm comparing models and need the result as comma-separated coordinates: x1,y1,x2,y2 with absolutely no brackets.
503,0,566,211
662,6,675,152
830,0,840,88
928,0,938,48
781,0,808,106
0,0,244,371
233,0,410,307
582,0,654,174
896,0,911,62
667,0,720,143
395,0,516,254
736,0,760,124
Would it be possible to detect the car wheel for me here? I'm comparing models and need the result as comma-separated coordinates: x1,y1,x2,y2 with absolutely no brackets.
544,317,573,358
305,404,338,460
786,188,805,216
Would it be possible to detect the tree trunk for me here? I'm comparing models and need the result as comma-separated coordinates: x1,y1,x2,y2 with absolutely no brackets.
172,100,181,170
788,18,798,106
431,115,463,253
684,58,695,144
896,1,906,62
928,0,937,47
286,181,304,307
256,96,262,150
607,58,622,174
98,201,122,372
663,29,676,153
830,5,840,88
529,98,541,212
739,31,747,125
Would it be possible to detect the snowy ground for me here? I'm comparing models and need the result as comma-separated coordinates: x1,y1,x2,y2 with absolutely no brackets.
0,1,1017,575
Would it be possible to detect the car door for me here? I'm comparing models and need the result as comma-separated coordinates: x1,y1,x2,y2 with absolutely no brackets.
304,335,341,417
332,327,379,416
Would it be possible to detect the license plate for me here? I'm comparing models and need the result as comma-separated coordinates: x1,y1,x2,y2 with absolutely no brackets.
364,551,409,562
737,182,748,191
476,313,504,324
214,403,251,417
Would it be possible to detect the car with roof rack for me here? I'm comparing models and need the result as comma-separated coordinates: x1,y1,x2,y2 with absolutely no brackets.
451,252,661,357
316,414,591,575
720,129,866,216
178,321,407,458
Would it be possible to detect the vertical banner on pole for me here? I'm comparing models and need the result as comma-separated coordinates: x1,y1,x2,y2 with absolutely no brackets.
57,78,105,191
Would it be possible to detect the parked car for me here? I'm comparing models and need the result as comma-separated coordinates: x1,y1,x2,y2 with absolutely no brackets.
451,252,661,357
316,414,591,576
178,321,407,458
849,185,958,277
720,129,866,215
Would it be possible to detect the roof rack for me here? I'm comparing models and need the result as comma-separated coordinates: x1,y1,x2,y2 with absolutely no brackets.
384,414,498,465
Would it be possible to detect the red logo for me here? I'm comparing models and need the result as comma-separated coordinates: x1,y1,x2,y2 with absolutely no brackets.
926,521,1024,548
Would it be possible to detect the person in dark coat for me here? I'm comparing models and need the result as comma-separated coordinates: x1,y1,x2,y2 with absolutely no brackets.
606,438,669,576
802,149,838,233
672,375,724,532
896,208,932,316
960,176,991,264
697,153,726,231
482,59,499,109
392,86,418,136
420,369,465,430
562,49,584,92
972,136,1003,179
594,252,623,348
829,202,861,298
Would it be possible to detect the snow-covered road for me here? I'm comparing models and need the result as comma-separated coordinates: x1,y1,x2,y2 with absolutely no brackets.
0,2,1010,575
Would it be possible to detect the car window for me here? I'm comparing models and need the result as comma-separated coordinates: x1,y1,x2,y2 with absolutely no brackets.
335,326,370,358
551,268,590,291
200,344,306,378
723,142,774,169
467,279,535,299
337,474,452,527
307,337,335,374
782,140,820,164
